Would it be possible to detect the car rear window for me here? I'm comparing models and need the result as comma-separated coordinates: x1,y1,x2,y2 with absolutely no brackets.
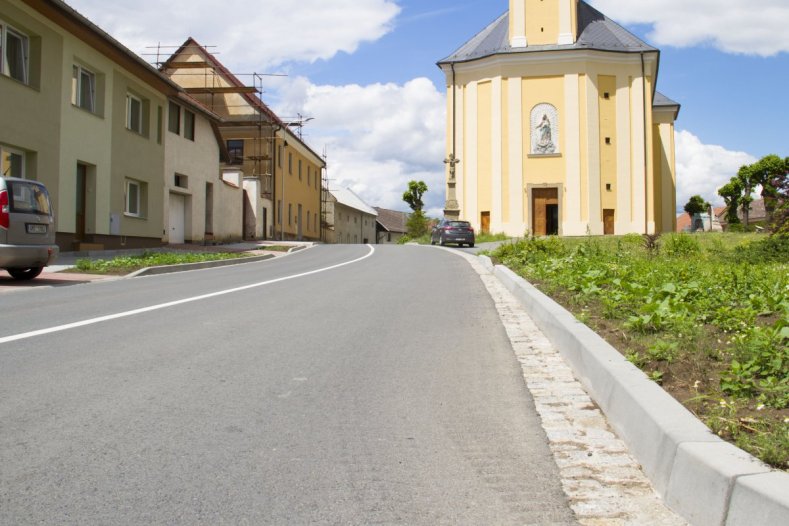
7,181,51,215
448,221,470,227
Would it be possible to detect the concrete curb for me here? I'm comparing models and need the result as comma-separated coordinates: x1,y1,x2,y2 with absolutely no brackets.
488,260,789,526
127,254,275,278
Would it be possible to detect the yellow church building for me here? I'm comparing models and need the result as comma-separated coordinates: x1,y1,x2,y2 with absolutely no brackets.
438,0,680,236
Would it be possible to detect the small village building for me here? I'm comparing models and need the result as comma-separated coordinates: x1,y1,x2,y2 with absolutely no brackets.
164,94,243,245
1,0,244,250
324,188,377,245
438,0,680,237
162,39,325,242
374,207,408,244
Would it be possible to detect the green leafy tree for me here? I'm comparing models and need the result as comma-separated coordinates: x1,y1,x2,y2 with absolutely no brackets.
403,180,428,212
406,210,429,238
684,195,709,223
737,164,757,227
748,154,788,223
402,180,429,238
768,157,789,234
718,178,744,225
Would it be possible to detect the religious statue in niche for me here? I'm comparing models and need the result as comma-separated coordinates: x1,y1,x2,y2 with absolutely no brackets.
530,103,559,155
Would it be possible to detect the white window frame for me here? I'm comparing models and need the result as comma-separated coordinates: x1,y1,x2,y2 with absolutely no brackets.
72,64,96,112
1,145,25,178
126,93,143,134
1,22,30,85
168,100,181,135
125,179,141,217
184,110,195,141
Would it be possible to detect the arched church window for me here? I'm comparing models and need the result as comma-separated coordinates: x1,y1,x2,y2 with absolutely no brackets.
530,103,559,155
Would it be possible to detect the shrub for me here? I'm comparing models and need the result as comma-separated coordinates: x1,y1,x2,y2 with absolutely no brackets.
733,234,789,264
663,233,701,257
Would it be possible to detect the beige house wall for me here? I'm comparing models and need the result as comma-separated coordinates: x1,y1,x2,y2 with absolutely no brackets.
0,1,64,223
2,0,184,249
164,102,243,244
333,204,377,245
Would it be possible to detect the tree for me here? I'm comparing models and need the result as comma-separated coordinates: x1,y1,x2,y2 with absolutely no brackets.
718,178,743,225
737,164,757,227
684,195,709,221
402,180,429,238
748,154,787,223
402,180,428,212
768,157,789,234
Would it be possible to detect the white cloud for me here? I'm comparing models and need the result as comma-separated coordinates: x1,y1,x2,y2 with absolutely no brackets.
65,0,401,69
275,77,447,214
590,0,789,56
675,129,756,208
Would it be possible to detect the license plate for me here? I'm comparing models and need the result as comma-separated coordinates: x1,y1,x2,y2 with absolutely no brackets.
27,224,47,234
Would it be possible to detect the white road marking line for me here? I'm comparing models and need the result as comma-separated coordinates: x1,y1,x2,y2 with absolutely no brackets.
0,246,375,346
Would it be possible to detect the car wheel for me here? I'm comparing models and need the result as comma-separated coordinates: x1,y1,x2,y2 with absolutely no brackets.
430,237,436,245
7,267,44,280
439,234,446,246
469,243,475,248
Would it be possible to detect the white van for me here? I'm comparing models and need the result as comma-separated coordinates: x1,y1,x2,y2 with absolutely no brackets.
0,177,59,280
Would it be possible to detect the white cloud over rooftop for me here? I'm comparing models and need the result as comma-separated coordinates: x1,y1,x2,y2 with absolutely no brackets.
66,0,401,69
590,0,789,57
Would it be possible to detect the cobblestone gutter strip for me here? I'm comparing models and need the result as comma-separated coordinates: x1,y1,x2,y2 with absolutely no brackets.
127,254,275,278
457,251,685,525
483,257,789,526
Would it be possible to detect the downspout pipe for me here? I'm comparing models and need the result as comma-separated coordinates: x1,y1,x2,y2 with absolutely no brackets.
641,52,649,234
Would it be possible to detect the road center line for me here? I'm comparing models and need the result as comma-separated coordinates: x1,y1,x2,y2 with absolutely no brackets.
0,245,375,346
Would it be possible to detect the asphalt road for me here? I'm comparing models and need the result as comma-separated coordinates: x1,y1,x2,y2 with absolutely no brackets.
0,245,576,525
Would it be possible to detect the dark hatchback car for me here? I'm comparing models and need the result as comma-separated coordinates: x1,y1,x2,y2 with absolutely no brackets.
431,219,475,247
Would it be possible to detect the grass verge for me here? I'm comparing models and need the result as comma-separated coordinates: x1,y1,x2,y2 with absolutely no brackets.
73,251,252,275
491,232,788,469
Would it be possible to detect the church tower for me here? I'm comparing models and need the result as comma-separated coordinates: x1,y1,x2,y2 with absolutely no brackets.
510,0,579,47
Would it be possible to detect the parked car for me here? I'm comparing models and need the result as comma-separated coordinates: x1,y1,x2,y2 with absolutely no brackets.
431,219,475,247
0,177,59,280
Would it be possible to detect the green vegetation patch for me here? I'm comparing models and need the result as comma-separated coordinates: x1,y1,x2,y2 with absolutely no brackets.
491,233,789,469
74,251,251,274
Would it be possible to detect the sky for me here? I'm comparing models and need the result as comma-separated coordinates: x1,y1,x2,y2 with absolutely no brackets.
66,0,789,217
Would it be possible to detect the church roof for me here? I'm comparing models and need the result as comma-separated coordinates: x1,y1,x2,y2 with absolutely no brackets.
438,1,657,65
653,92,680,108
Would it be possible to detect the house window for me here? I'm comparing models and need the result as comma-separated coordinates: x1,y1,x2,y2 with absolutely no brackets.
174,174,188,189
1,145,25,178
278,145,283,168
126,93,143,134
227,140,244,164
308,166,311,186
1,23,30,84
298,159,302,181
288,153,293,175
125,179,142,217
277,199,282,225
307,211,311,231
288,203,292,225
72,65,96,112
184,110,195,141
168,101,180,134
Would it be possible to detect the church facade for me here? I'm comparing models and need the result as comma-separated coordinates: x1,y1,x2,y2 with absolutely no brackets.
438,0,680,236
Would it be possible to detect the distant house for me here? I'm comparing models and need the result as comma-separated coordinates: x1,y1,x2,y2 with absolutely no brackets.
374,207,408,244
716,199,768,230
676,206,725,233
161,38,324,242
324,188,377,244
